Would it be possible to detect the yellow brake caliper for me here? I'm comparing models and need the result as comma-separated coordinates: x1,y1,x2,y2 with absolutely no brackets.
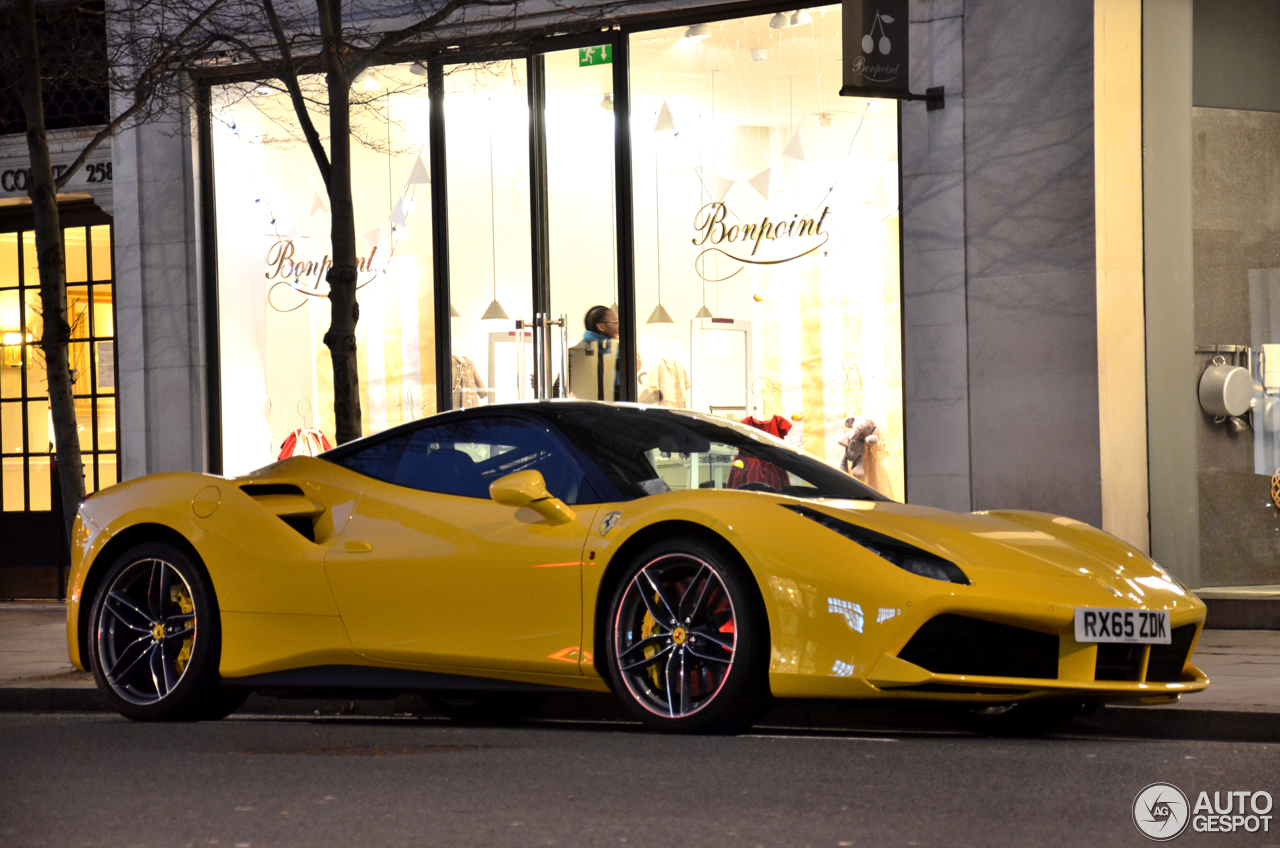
169,585,195,674
640,606,663,689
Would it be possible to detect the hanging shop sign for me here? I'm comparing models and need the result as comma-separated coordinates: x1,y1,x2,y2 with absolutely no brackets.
691,201,832,282
841,0,909,98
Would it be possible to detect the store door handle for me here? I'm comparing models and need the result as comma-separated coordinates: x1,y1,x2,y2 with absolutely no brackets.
344,540,372,553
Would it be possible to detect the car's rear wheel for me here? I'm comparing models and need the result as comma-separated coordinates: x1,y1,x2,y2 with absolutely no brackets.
88,541,222,722
604,536,771,734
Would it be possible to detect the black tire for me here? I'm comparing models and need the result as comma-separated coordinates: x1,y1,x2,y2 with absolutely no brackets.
602,535,772,734
426,692,548,724
200,686,252,720
951,699,1084,737
87,540,223,722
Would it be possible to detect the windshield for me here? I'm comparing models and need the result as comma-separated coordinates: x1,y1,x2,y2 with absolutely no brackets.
533,404,887,502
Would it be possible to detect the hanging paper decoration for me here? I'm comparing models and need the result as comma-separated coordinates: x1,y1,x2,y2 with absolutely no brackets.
308,187,328,218
406,152,431,186
360,227,381,251
654,99,677,133
712,175,736,202
782,130,806,161
748,167,772,200
392,195,412,230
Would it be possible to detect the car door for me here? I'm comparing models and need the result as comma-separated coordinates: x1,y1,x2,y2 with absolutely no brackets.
323,414,599,676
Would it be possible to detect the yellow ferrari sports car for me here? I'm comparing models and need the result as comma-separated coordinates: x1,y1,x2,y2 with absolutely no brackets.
65,402,1207,733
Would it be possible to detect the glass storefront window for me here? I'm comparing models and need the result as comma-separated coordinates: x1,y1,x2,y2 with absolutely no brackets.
0,219,117,513
443,61,533,408
628,6,903,496
212,65,438,476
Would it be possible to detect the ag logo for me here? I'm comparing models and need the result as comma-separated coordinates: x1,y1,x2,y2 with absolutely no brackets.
1134,783,1190,841
599,511,622,537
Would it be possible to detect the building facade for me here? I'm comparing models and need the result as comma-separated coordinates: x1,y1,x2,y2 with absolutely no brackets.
1,0,1277,597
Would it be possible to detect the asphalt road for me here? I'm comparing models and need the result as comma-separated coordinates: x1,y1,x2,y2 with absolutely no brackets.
2,713,1277,848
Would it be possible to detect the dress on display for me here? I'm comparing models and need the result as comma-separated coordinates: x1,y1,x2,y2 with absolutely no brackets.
278,427,333,459
655,357,690,408
726,414,791,490
452,353,486,409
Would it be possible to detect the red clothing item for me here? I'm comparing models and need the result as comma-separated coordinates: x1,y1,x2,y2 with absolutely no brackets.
726,415,792,490
279,428,333,459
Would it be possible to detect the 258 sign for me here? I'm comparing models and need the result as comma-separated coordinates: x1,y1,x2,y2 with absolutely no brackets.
0,161,112,193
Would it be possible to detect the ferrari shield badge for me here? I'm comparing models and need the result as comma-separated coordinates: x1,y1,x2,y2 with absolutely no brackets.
599,511,622,537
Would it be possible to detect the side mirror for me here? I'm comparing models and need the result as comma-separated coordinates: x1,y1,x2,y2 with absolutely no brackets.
489,470,576,525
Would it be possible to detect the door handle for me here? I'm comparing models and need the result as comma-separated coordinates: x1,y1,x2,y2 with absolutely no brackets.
344,540,372,553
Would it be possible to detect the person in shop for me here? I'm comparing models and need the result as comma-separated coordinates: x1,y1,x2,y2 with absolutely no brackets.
568,305,621,401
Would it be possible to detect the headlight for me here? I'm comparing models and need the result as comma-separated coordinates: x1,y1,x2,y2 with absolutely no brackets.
784,504,970,585
1150,561,1190,593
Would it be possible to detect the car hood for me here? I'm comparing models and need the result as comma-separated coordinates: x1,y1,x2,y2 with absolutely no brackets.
800,499,1195,606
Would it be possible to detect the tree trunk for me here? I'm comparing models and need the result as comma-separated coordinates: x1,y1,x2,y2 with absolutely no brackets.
322,49,362,445
14,0,85,546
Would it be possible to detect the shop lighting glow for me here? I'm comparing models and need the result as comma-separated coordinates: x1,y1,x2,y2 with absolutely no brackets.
684,23,710,41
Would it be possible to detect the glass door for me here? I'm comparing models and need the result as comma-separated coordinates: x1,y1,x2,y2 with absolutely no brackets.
441,44,621,406
443,60,535,407
543,45,620,401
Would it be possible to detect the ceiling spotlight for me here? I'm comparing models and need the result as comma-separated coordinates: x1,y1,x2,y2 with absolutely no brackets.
750,47,767,62
254,84,272,96
790,9,812,26
361,74,380,91
684,22,710,41
769,12,790,28
409,62,428,77
600,93,614,111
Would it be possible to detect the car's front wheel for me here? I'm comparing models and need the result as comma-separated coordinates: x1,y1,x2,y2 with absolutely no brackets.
604,536,771,733
88,541,222,721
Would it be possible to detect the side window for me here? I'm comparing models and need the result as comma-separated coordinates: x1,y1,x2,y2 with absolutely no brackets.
331,433,411,483
390,417,593,504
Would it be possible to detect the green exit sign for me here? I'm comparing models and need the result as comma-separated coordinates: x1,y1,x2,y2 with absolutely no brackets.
579,45,612,66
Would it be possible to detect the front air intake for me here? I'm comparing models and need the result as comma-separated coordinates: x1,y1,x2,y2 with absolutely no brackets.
1145,624,1197,682
898,614,1059,680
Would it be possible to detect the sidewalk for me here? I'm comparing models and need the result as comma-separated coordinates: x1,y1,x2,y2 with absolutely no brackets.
4,601,1278,739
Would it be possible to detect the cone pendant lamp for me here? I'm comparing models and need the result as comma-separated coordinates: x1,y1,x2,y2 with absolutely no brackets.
449,303,461,318
648,158,674,324
481,298,509,320
694,304,713,319
647,303,674,324
481,128,508,321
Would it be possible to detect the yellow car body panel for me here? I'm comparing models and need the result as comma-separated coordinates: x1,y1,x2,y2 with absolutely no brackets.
323,476,599,675
579,492,1207,702
66,423,1207,705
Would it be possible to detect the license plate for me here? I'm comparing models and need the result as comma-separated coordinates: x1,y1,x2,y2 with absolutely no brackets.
1074,608,1171,644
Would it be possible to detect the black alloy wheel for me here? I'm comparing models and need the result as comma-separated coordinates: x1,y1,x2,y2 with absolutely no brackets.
604,535,771,733
87,541,224,721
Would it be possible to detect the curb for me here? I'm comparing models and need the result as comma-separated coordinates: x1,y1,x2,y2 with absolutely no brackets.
2,686,1277,743
1202,597,1280,630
